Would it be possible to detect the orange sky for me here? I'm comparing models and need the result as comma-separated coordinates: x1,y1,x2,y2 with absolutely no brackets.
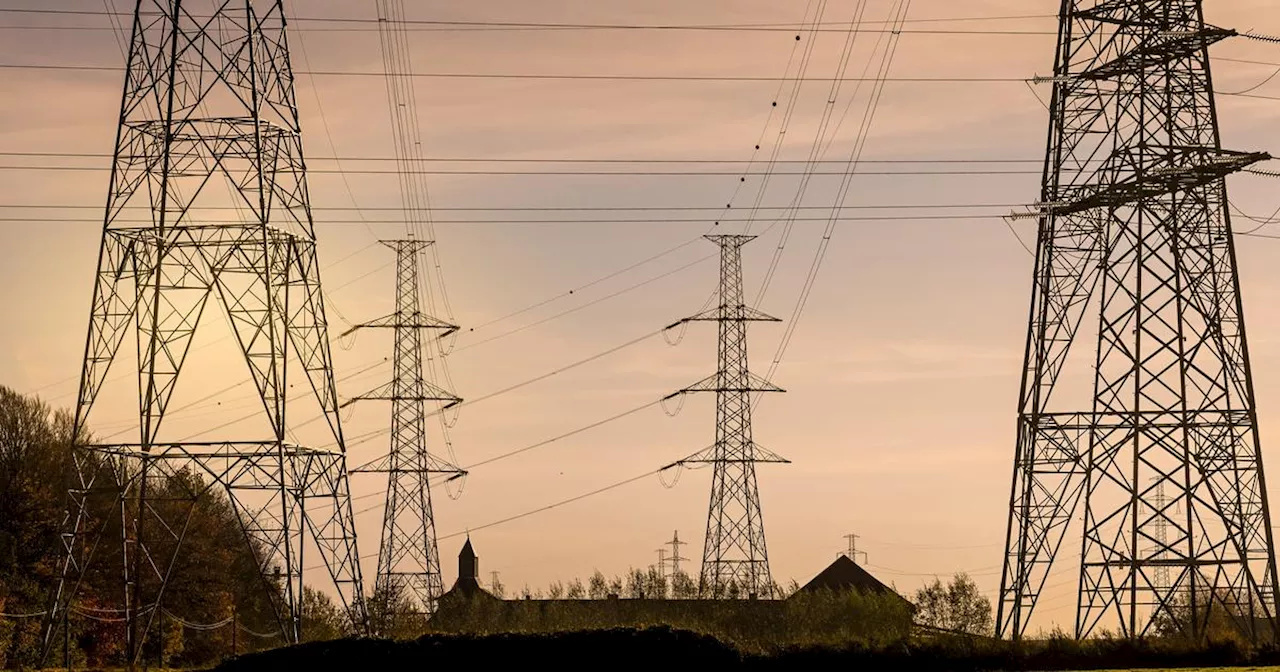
4,0,1280,634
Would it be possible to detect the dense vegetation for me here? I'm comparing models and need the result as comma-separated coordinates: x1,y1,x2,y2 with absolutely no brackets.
0,386,313,668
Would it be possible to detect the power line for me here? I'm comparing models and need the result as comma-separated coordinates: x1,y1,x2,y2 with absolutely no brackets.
0,215,1030,225
436,470,661,542
0,9,1056,33
753,0,912,305
0,151,1048,164
462,401,663,471
0,165,1043,176
290,19,380,240
0,202,1032,212
760,0,915,390
319,467,664,570
0,63,1029,82
170,321,670,455
451,254,715,353
2,25,1055,37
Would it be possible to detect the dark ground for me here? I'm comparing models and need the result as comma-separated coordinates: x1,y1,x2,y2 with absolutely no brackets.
207,626,1280,672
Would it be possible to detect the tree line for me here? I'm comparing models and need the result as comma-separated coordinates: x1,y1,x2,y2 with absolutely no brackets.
486,567,994,637
490,568,800,602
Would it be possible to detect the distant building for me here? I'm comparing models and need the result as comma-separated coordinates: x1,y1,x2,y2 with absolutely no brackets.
432,538,914,633
795,554,913,608
450,537,484,596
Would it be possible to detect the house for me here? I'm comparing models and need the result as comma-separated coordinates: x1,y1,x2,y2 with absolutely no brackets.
794,554,915,612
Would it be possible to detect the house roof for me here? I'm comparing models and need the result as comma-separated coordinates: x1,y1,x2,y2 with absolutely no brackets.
795,555,903,600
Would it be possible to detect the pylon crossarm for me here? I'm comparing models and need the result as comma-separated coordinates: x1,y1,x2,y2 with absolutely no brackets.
351,450,467,477
339,380,462,409
83,442,342,460
1074,26,1235,80
340,312,460,339
669,442,789,468
1057,148,1269,215
669,371,785,397
667,305,782,329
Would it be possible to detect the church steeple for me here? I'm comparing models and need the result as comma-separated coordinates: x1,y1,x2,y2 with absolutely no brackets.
460,536,478,581
442,536,485,597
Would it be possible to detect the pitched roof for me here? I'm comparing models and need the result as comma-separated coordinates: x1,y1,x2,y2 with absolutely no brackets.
795,555,903,600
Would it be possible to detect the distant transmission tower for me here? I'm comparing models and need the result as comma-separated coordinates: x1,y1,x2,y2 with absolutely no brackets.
42,1,366,663
1150,480,1170,592
342,240,465,617
843,534,867,564
997,0,1280,641
665,235,787,599
667,531,689,577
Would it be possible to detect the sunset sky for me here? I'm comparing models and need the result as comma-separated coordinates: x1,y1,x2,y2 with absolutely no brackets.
4,0,1280,634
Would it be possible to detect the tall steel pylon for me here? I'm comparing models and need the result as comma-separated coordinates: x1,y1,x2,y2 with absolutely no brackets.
997,0,1280,640
665,235,787,599
341,239,465,617
41,0,367,663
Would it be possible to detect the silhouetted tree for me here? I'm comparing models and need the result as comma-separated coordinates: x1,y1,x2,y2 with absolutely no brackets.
588,571,608,599
1150,585,1267,645
644,566,667,599
0,386,78,667
625,568,647,598
913,572,992,636
670,571,698,599
367,581,425,640
300,587,345,643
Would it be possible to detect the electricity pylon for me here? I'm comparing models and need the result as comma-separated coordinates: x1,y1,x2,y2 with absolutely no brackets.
664,235,787,599
667,530,689,577
42,0,366,663
997,0,1280,641
341,239,465,618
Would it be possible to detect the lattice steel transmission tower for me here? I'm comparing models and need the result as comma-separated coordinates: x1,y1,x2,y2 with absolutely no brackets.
664,235,787,599
341,239,465,617
997,0,1280,641
42,0,367,663
667,530,689,577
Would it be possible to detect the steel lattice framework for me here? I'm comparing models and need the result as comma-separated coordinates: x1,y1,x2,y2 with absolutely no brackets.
41,1,367,663
666,235,787,599
997,0,1280,640
342,239,465,618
